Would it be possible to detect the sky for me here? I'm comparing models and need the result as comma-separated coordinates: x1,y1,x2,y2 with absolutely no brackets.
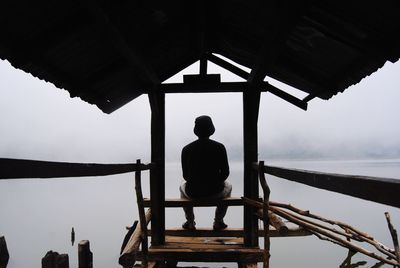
1,57,400,164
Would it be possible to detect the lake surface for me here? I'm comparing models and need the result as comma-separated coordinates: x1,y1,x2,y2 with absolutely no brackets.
1,159,399,268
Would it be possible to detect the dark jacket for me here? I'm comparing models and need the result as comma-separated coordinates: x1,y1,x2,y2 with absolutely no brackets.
181,138,229,198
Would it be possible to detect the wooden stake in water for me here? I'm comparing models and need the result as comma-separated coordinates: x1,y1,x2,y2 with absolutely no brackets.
0,236,9,268
78,240,93,268
71,228,75,246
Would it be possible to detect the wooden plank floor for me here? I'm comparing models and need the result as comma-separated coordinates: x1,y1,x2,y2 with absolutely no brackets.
146,236,265,263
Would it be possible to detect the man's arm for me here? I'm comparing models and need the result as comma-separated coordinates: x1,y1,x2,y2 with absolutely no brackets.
220,145,230,181
181,147,189,181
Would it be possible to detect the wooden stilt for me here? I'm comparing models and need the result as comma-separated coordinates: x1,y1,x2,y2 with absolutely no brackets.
42,251,69,268
0,236,9,268
149,91,165,246
243,89,261,247
56,254,69,268
78,240,92,268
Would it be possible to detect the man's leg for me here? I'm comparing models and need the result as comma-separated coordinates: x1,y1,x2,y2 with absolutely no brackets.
180,182,196,230
214,182,232,230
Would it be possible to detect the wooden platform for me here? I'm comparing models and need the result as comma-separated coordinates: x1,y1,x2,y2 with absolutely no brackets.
142,236,265,263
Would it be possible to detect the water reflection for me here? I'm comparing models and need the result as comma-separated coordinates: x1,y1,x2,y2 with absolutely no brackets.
0,160,399,267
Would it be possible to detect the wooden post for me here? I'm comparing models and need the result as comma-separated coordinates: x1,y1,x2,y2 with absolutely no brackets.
78,240,93,268
56,254,69,268
148,91,165,245
243,89,261,247
0,236,9,268
42,251,69,268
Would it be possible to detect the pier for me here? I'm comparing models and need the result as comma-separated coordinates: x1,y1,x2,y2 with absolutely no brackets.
1,1,400,267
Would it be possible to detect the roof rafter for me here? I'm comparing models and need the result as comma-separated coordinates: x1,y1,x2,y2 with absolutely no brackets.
198,0,208,76
247,0,310,85
207,54,307,110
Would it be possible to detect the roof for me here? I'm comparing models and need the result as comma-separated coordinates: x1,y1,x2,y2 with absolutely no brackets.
0,1,399,113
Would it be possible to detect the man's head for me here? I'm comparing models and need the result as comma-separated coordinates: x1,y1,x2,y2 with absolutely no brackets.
194,115,215,138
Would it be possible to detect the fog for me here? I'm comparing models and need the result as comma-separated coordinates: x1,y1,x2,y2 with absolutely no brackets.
1,58,400,164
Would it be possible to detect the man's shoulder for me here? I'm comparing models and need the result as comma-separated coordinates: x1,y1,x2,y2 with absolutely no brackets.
183,139,226,149
208,139,226,148
182,140,198,151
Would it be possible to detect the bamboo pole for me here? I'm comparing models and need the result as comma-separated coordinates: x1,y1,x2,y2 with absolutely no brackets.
269,206,398,266
245,197,395,258
243,197,398,265
268,201,372,239
268,201,396,258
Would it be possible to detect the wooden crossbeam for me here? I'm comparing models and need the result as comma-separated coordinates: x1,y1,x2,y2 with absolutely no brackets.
159,228,311,238
143,197,243,208
160,81,307,110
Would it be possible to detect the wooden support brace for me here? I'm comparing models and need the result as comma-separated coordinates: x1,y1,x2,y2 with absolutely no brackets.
385,212,400,266
119,209,152,267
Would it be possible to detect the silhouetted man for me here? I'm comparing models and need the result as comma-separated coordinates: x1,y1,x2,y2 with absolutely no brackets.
180,115,231,230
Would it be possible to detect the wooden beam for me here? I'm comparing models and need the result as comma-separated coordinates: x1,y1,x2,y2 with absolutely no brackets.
149,91,166,245
262,82,307,110
262,165,400,208
207,54,249,80
0,158,152,179
161,81,307,110
160,228,311,238
143,197,244,207
243,89,261,247
161,82,246,93
205,55,308,109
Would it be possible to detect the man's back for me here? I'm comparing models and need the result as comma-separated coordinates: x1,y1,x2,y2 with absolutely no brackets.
181,138,229,197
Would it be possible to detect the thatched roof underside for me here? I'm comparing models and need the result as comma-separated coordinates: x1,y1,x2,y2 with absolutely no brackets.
0,1,399,113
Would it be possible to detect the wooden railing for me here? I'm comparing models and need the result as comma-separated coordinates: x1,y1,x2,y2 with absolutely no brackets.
254,162,400,208
119,159,153,268
250,161,400,266
0,158,153,179
0,157,154,268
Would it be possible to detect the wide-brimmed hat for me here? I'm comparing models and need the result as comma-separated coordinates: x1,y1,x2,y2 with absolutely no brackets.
194,115,215,138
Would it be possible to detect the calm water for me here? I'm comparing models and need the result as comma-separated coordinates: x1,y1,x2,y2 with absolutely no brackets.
1,159,399,268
